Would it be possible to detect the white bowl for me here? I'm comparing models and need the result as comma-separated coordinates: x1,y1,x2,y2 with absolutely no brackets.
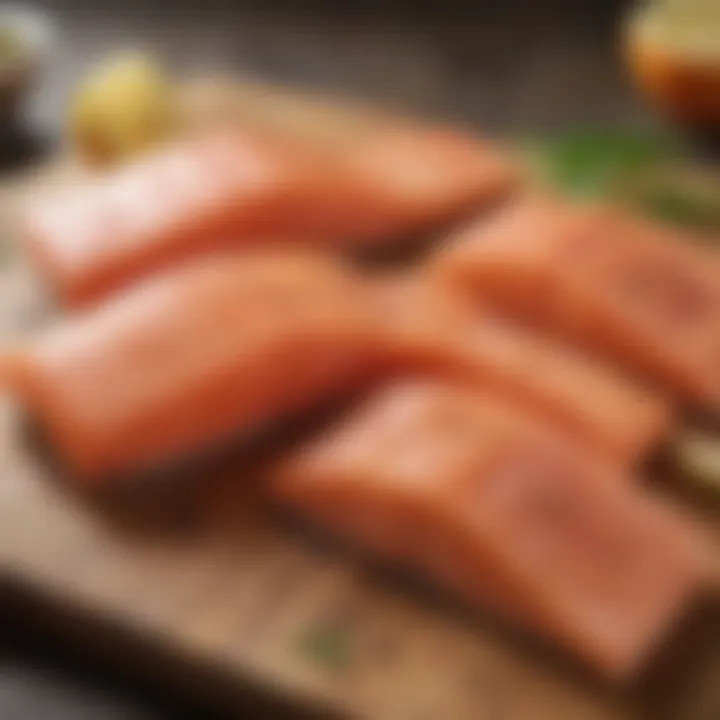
0,5,55,122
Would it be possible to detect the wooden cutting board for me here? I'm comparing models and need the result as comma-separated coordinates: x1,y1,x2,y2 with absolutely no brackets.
1,82,719,720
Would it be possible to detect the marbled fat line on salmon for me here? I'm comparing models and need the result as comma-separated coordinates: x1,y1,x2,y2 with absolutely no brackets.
23,126,518,307
432,195,720,411
2,252,384,483
368,273,672,467
270,380,706,679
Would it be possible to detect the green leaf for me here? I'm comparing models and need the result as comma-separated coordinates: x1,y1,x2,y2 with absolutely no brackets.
529,130,681,199
528,130,720,233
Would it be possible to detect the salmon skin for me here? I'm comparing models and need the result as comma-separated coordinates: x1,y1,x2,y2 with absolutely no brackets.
270,381,704,679
2,252,381,484
370,275,671,466
432,196,720,411
23,127,517,307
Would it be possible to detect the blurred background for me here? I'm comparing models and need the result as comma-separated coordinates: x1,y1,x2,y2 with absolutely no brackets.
30,0,638,132
0,0,715,718
2,0,647,168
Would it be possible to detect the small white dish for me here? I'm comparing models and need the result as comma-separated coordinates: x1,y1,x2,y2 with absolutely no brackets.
0,5,55,124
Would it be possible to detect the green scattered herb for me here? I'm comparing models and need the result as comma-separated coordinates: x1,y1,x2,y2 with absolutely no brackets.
623,167,720,234
640,189,720,232
527,130,681,199
296,621,353,672
527,130,720,233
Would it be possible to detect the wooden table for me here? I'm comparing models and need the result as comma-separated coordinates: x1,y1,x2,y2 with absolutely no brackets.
24,0,642,142
3,1,700,719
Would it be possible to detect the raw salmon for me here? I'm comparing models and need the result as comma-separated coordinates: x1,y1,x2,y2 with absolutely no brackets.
24,130,330,306
24,126,517,307
3,252,381,483
324,127,519,241
270,380,704,678
433,195,720,410
370,275,671,465
179,79,521,238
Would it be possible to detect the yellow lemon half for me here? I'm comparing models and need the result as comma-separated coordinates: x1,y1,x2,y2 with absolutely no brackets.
625,0,720,129
70,51,175,166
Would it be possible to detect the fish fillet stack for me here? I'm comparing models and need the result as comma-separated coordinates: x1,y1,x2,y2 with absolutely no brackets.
6,94,717,680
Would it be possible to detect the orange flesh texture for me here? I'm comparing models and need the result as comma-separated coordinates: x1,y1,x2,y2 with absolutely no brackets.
23,126,519,308
271,381,705,679
24,131,334,307
432,195,720,411
322,127,520,241
4,252,381,483
369,274,671,466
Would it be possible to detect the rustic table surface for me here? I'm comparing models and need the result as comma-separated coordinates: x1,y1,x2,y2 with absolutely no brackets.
0,0,683,718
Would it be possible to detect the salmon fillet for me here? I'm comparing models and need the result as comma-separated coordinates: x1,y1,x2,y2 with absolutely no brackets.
24,131,330,306
370,275,671,466
432,195,720,410
2,252,381,483
24,127,517,307
324,127,518,241
270,381,705,679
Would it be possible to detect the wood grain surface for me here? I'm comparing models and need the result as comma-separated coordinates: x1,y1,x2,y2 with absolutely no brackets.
0,256,629,720
1,80,719,720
